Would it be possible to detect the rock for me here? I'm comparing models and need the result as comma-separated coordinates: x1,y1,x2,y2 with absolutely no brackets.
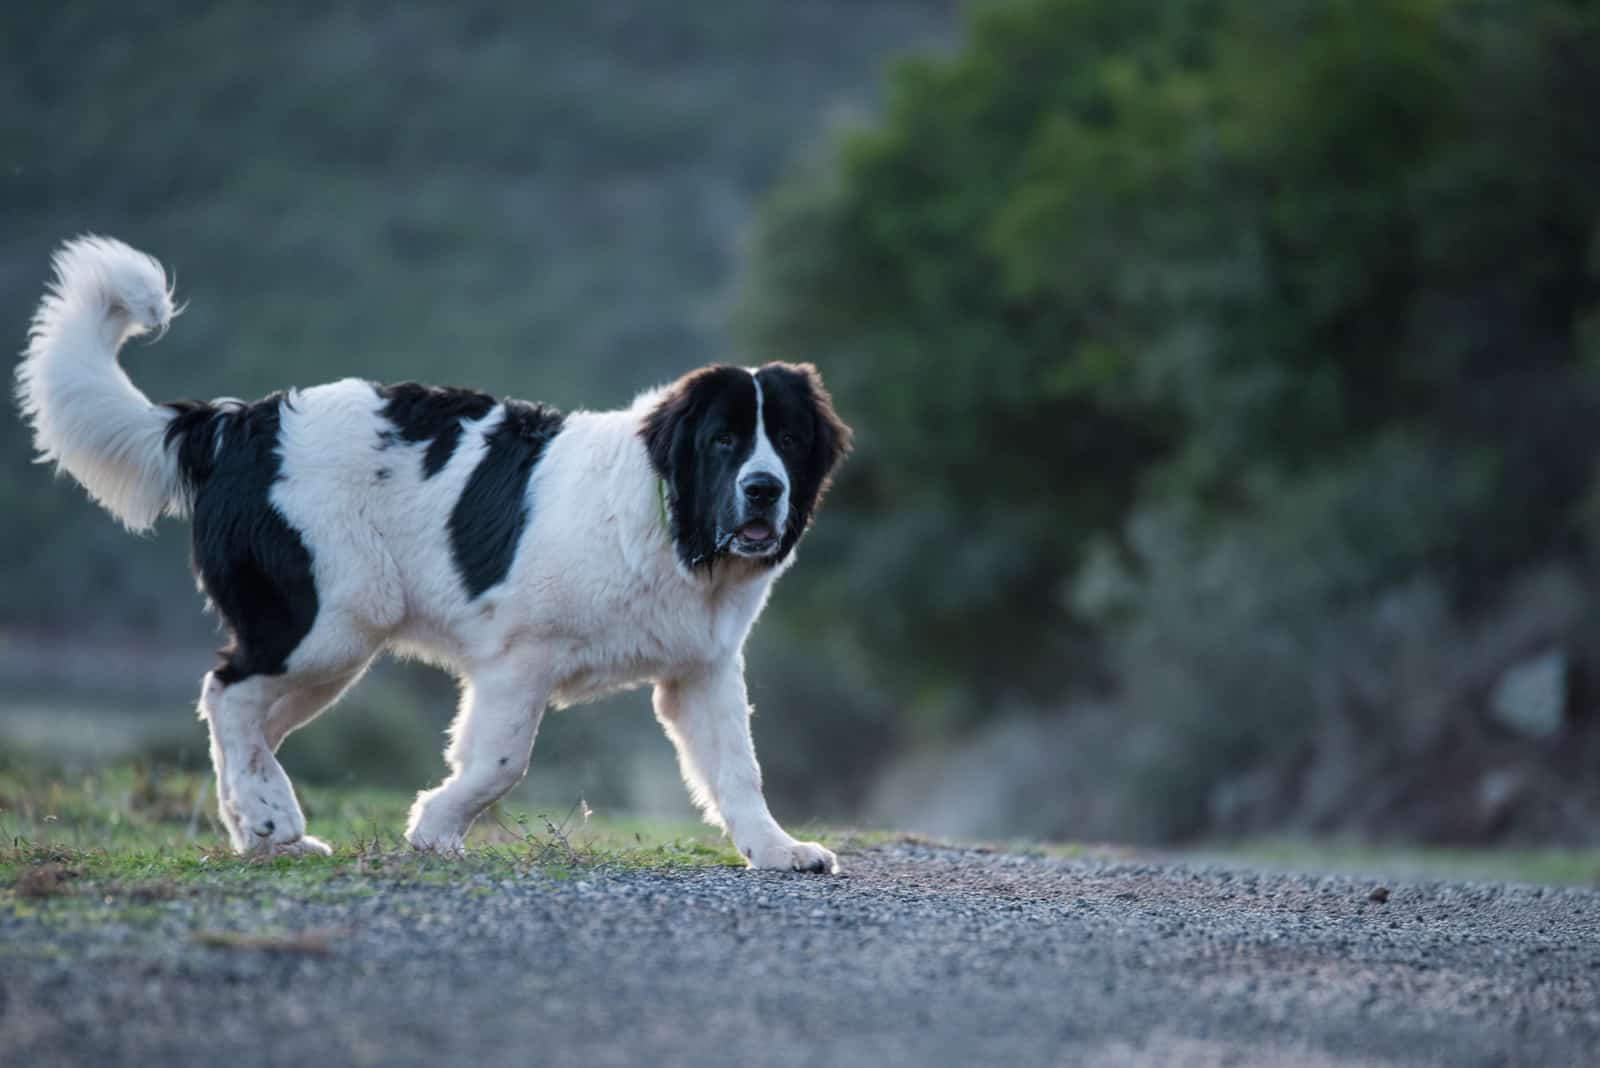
1488,648,1567,740
1477,769,1526,823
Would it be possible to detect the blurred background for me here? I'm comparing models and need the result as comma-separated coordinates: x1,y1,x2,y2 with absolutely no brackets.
5,0,1600,850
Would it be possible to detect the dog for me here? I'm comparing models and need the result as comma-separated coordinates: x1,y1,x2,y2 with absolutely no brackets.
16,236,851,872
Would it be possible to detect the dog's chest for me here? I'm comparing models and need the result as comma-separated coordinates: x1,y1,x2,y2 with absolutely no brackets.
535,563,771,704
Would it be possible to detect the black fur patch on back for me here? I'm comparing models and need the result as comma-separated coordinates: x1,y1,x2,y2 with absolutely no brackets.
449,399,566,598
164,394,318,685
377,382,497,478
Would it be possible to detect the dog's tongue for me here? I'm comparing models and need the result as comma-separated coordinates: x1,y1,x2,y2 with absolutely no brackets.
739,520,773,542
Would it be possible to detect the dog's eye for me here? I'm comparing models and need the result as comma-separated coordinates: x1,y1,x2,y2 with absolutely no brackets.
779,432,798,451
714,432,736,449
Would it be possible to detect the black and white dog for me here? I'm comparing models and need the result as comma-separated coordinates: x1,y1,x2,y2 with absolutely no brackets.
17,237,850,871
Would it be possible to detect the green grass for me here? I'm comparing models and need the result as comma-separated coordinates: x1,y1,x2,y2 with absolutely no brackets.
0,766,744,902
7,767,1596,910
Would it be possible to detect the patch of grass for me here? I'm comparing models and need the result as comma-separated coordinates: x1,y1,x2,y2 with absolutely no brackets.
0,766,743,905
14,859,78,898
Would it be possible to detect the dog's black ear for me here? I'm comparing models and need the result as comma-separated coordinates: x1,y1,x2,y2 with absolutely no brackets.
793,362,852,503
640,368,721,569
759,361,852,563
640,377,695,483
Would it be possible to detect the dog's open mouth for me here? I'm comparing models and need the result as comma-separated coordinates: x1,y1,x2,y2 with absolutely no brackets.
733,520,777,551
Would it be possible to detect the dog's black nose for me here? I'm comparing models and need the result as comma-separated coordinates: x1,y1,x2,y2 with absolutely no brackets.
741,472,783,506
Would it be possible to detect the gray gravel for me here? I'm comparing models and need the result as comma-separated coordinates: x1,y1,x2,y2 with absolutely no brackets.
4,843,1599,1067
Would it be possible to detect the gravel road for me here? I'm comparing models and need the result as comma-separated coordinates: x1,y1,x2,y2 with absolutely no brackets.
4,842,1598,1067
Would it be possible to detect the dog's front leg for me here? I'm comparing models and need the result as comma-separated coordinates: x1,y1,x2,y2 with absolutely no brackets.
406,663,549,854
653,658,837,874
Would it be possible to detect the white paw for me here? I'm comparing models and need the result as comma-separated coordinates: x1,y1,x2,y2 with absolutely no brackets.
747,839,838,874
270,835,333,857
223,789,307,854
403,805,467,856
405,831,466,856
405,789,473,854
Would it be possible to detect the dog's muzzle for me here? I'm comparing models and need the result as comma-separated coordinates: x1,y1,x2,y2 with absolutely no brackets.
730,472,785,555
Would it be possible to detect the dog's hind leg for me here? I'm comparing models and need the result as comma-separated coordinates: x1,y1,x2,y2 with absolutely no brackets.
405,663,550,853
263,662,372,752
200,671,329,856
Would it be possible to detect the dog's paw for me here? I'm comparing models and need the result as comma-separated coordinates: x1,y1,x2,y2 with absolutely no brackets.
403,818,467,856
271,834,333,858
405,834,467,857
238,830,327,858
403,810,468,855
235,831,328,858
747,839,839,874
224,792,308,854
404,788,473,856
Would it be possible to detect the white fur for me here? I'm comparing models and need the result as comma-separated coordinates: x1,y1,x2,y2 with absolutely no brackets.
20,237,836,873
15,236,184,530
737,368,791,529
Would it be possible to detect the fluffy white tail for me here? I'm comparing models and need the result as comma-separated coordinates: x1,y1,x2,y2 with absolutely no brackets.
16,236,188,531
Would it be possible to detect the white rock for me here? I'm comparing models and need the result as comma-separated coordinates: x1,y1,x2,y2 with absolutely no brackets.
1488,648,1567,740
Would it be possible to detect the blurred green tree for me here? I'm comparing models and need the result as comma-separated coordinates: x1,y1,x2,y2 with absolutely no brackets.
739,0,1600,735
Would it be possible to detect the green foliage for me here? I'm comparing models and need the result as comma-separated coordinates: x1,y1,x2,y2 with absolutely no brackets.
739,0,1600,726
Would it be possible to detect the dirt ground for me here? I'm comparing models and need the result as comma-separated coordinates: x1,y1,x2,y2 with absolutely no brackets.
4,841,1598,1067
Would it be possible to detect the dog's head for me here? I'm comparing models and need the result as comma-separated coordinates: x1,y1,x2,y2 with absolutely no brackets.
641,363,851,572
